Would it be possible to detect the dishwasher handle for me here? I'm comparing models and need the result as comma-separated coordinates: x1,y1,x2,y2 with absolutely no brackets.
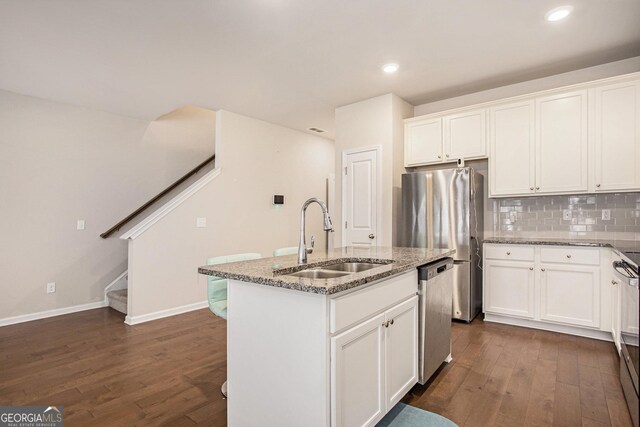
613,260,639,287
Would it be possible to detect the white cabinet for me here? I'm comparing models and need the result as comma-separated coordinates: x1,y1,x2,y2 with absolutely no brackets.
385,297,419,409
593,80,640,192
489,100,536,197
484,259,535,318
404,108,486,167
405,118,442,166
444,109,486,160
331,296,418,427
535,90,589,194
488,90,589,197
483,243,613,340
331,313,385,427
539,264,600,328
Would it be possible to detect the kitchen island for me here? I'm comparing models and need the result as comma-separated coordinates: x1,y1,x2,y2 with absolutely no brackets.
198,246,454,427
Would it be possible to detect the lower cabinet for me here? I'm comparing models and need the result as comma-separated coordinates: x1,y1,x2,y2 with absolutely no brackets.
331,296,418,427
539,264,600,328
484,260,535,318
484,244,610,338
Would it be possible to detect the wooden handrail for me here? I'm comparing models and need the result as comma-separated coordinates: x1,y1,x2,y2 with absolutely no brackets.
100,154,215,238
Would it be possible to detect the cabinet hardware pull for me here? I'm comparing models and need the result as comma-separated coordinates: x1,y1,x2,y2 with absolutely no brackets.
530,187,534,191
383,321,390,328
536,187,540,190
612,280,618,285
390,319,394,325
446,154,450,158
596,184,601,188
506,252,511,255
541,268,546,272
566,254,572,259
437,155,442,159
529,267,534,271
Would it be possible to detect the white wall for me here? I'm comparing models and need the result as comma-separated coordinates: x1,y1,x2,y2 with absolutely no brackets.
126,110,335,321
0,91,214,321
333,94,413,247
414,56,640,116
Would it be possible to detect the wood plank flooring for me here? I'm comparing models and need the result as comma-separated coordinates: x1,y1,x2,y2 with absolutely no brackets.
0,308,633,426
404,318,634,427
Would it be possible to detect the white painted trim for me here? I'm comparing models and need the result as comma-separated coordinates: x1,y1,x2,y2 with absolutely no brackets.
125,300,209,325
120,168,222,240
483,313,613,342
341,145,383,247
103,270,128,303
0,301,108,327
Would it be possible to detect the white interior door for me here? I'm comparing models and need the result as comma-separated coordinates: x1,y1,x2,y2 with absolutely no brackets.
343,147,380,247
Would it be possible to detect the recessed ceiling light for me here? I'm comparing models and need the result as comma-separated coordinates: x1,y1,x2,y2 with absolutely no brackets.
382,63,399,74
545,5,573,22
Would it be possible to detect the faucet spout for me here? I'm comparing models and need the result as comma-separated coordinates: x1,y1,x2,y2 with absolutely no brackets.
298,198,333,264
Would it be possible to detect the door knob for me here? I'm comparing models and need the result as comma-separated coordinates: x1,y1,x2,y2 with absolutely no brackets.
368,234,375,239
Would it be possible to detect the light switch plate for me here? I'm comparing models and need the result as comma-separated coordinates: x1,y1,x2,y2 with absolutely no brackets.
563,209,572,221
196,217,207,228
601,209,611,221
77,220,85,230
46,282,56,293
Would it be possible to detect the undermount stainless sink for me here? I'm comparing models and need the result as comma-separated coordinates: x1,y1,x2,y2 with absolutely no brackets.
320,262,382,273
286,269,350,279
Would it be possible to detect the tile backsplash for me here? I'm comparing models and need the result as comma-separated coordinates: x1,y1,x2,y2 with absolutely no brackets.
489,193,640,241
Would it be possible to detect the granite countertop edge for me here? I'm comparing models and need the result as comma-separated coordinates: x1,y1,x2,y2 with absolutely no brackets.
198,247,456,295
483,237,639,257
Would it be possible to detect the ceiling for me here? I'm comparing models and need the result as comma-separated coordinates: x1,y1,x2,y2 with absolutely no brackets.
1,1,639,139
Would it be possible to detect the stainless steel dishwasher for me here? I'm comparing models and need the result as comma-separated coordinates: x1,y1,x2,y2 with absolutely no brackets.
418,257,454,385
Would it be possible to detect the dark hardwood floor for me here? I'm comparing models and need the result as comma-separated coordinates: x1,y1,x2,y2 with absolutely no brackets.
0,308,633,426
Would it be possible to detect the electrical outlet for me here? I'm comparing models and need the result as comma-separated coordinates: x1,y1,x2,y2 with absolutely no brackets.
563,209,572,221
602,209,611,221
76,219,85,230
196,217,207,228
46,282,56,293
509,211,518,222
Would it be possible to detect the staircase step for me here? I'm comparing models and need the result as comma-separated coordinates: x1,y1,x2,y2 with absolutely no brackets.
107,289,128,314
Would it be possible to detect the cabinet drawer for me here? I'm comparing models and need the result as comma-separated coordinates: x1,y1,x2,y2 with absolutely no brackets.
540,246,599,265
330,270,417,334
485,244,534,261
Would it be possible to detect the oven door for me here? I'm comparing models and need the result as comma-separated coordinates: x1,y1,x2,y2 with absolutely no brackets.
615,260,639,394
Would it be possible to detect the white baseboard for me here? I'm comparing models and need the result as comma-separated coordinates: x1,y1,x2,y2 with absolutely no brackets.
0,300,108,327
125,300,209,325
483,313,613,342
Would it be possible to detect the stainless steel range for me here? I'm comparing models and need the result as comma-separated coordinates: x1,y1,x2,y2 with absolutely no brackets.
614,252,639,427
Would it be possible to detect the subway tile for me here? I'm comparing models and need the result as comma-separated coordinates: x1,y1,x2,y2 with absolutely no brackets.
605,225,626,232
625,225,640,233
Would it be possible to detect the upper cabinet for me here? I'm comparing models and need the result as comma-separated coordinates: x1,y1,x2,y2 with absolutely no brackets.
404,117,442,166
592,80,640,192
535,90,589,194
489,100,536,197
405,107,486,167
489,91,589,198
444,109,486,160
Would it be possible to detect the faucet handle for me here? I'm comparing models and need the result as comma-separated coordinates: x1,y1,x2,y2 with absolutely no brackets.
306,236,315,254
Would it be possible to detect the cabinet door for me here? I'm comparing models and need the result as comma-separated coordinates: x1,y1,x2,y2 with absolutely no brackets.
539,264,600,328
536,90,589,194
489,100,536,197
593,81,640,192
444,108,486,160
385,296,418,409
484,260,535,318
331,313,385,427
404,118,443,166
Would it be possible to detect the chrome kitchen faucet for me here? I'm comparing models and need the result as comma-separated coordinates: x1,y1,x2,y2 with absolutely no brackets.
298,198,333,264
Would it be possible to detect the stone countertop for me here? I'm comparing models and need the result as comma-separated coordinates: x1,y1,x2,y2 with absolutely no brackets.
484,237,640,259
198,246,455,295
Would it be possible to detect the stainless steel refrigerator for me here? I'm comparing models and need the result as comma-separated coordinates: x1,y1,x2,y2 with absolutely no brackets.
400,167,484,322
